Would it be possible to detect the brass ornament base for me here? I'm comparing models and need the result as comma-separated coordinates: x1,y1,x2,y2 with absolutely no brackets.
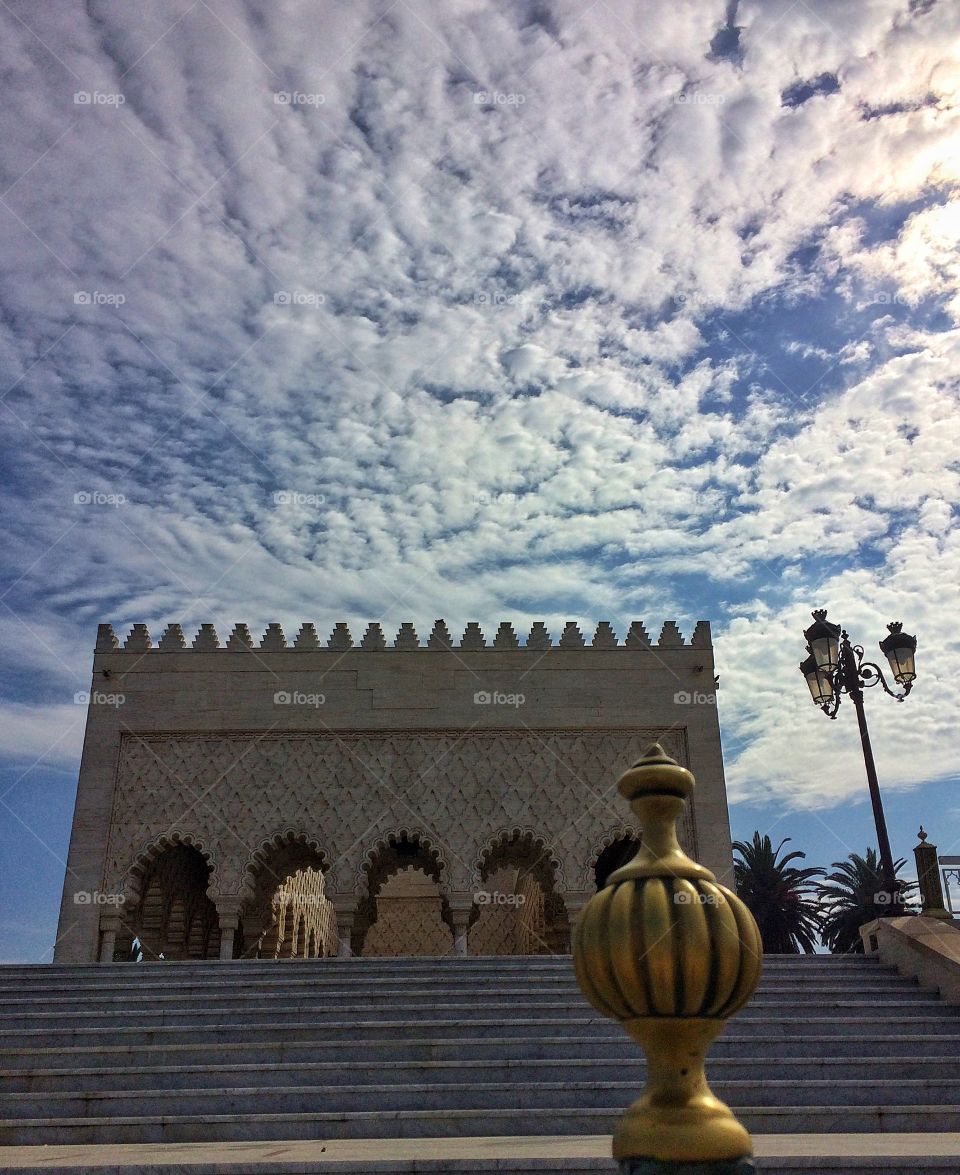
619,1158,755,1175
613,1018,752,1163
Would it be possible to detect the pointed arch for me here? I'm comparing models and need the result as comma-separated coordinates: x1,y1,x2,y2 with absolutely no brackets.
355,830,452,956
122,831,219,907
237,828,335,960
356,827,448,896
472,828,569,955
116,839,220,960
473,826,565,890
238,828,328,905
588,824,643,889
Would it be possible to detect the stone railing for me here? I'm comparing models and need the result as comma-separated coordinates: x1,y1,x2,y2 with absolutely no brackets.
860,825,960,1004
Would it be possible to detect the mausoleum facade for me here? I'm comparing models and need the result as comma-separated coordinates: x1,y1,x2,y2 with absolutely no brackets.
54,618,735,963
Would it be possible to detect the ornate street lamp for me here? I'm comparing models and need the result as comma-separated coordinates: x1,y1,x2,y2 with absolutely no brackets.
799,609,917,915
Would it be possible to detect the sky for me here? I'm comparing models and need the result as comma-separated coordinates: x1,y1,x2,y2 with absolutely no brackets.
1,0,959,962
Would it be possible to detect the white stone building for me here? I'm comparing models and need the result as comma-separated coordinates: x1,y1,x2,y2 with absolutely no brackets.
54,618,734,963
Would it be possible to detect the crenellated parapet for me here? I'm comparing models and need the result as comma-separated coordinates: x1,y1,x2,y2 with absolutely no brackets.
97,619,713,652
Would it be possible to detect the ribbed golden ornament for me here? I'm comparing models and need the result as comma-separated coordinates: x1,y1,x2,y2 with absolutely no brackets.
573,742,762,1166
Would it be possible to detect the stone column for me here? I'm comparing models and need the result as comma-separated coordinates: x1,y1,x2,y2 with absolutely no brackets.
215,898,241,960
330,894,359,957
563,890,595,934
446,893,475,956
915,827,952,920
98,913,120,963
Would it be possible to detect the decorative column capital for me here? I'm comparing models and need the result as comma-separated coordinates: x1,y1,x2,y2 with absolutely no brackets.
445,891,474,956
97,911,121,964
214,895,243,920
563,890,595,928
445,891,476,915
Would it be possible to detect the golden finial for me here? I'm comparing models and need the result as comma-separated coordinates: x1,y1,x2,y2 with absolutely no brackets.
573,742,762,1169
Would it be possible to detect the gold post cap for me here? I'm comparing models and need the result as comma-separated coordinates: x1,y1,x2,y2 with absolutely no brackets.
617,741,695,803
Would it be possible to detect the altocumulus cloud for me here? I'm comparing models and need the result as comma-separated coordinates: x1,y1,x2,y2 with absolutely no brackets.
0,0,959,823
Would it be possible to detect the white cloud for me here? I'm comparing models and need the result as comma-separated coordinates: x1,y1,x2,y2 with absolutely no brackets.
0,0,958,822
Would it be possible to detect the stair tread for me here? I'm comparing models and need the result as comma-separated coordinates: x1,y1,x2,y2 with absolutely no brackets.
4,1054,950,1077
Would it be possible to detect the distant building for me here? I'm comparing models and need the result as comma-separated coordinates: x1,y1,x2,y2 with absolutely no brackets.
54,618,734,962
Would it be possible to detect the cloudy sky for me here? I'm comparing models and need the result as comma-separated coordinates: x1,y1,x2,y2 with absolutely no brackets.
1,0,959,960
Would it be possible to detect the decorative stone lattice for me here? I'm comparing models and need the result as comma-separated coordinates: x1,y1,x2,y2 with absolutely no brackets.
470,868,548,955
104,729,692,898
518,870,547,953
269,866,338,959
361,867,452,956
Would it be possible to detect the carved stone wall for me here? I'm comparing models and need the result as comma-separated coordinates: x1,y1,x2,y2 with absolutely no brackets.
103,728,692,900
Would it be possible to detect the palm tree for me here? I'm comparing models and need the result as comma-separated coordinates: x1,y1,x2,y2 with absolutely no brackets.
732,832,824,954
819,849,917,954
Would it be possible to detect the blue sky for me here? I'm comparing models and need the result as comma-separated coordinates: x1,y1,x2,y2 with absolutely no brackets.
2,0,960,961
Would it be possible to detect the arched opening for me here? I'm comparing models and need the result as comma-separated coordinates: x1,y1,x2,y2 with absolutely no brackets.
116,844,220,961
594,834,642,890
357,832,453,957
242,837,337,960
471,831,569,955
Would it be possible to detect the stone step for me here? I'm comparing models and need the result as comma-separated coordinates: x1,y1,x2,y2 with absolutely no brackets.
0,960,934,990
4,1054,952,1093
0,978,924,1007
3,1104,960,1146
0,954,887,974
4,1077,960,1120
2,1011,954,1050
0,969,890,995
1,1138,960,1175
2,1031,955,1070
4,995,949,1032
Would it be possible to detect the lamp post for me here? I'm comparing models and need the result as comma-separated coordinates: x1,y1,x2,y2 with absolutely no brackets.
799,610,917,916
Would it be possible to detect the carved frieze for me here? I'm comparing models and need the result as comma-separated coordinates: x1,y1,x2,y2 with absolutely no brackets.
104,728,695,899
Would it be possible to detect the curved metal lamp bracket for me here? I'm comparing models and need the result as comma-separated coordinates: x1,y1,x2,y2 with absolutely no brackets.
817,633,911,719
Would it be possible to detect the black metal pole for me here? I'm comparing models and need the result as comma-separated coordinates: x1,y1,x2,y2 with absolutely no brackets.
840,635,901,914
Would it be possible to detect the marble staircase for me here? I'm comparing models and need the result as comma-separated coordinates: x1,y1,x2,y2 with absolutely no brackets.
0,953,958,1173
